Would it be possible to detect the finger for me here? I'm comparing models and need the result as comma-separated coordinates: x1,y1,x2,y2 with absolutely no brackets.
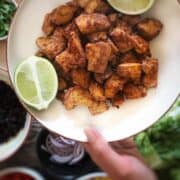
84,128,101,143
110,138,137,154
83,128,111,157
110,139,145,163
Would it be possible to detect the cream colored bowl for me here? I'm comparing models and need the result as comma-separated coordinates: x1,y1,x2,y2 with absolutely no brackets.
7,0,180,142
0,69,31,162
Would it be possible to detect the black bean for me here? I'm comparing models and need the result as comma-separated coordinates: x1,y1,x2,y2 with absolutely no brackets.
0,81,26,143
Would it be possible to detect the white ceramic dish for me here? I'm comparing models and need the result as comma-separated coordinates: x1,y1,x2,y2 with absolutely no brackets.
7,0,180,142
0,167,44,180
0,0,18,41
77,172,107,180
0,69,31,162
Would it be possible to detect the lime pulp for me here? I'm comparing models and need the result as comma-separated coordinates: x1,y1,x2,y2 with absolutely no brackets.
108,0,154,15
15,56,58,110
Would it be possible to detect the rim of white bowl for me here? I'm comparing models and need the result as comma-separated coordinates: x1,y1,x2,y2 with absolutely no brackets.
0,167,44,180
0,0,18,41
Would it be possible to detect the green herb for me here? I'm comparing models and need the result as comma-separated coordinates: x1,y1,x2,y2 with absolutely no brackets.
135,98,180,180
0,0,16,38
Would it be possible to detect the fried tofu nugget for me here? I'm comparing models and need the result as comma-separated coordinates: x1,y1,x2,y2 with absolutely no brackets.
105,74,126,99
86,41,112,73
51,2,78,25
110,25,134,53
42,13,56,35
75,13,111,34
64,21,79,38
106,39,119,65
56,31,86,72
143,73,158,88
63,86,93,110
56,50,75,72
68,31,86,64
121,15,141,27
71,68,91,88
75,0,89,8
136,18,163,40
111,21,150,55
112,93,124,107
84,0,102,13
87,31,108,42
63,86,108,115
89,101,109,115
116,20,132,33
142,59,158,75
117,63,142,82
130,34,150,55
85,0,112,14
53,27,66,42
94,66,113,84
142,59,158,88
89,82,106,101
36,28,66,59
123,83,147,99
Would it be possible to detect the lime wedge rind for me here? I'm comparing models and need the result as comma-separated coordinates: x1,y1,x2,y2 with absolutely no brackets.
14,56,58,110
107,0,155,15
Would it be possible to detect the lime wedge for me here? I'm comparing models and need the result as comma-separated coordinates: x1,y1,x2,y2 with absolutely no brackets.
15,56,58,110
107,0,155,15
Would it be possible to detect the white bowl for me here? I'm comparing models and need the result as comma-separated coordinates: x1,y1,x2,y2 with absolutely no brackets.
0,69,31,162
7,0,180,142
0,167,44,180
77,172,108,180
0,0,18,41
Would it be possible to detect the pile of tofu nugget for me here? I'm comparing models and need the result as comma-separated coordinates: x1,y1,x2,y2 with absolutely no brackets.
36,0,163,115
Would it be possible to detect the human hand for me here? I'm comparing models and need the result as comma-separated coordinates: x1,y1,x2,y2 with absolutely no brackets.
83,128,157,180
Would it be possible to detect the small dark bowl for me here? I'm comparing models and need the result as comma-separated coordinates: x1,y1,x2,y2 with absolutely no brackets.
36,129,100,180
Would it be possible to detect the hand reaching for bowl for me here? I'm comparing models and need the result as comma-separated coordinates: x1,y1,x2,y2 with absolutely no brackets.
83,128,157,180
